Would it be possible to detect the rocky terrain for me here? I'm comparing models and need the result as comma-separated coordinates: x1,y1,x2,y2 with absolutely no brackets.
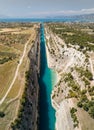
45,23,94,130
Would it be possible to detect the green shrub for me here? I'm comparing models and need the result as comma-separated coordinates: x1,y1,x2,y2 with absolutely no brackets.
70,107,79,128
81,89,87,95
77,101,83,108
0,111,5,118
88,86,94,96
68,90,77,98
80,95,88,103
70,107,77,114
89,106,94,118
83,103,89,111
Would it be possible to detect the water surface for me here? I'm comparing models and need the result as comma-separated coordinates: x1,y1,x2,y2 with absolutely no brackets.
39,24,56,130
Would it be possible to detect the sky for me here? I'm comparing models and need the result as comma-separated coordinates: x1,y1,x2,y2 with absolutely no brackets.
0,0,94,18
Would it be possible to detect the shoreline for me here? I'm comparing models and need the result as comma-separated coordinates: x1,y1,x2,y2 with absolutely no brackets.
45,41,60,129
45,44,60,84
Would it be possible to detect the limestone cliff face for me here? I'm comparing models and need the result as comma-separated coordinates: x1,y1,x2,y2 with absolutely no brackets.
46,45,81,130
44,25,94,130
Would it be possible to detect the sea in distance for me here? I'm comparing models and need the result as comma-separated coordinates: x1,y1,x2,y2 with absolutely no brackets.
0,17,94,22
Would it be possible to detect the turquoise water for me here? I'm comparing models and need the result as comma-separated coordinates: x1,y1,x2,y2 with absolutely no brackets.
39,24,56,130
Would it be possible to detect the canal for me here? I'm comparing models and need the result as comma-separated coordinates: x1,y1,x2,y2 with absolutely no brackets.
39,24,56,130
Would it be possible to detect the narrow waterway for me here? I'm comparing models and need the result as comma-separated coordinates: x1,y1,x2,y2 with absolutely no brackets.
39,24,56,130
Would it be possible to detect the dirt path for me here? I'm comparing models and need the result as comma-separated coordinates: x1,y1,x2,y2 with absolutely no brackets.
0,34,33,105
55,99,81,130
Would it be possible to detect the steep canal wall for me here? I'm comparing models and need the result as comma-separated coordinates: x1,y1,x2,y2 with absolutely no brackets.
11,30,40,130
28,31,40,130
11,24,57,130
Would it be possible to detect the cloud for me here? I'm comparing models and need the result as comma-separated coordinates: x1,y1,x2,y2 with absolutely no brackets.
52,8,94,15
81,8,94,13
27,8,94,17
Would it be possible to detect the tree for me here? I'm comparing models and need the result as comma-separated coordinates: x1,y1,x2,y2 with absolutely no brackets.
0,111,5,117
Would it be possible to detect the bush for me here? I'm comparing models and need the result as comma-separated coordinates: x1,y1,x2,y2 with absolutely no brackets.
77,101,83,108
0,111,5,118
76,67,92,81
84,78,90,86
0,57,10,64
80,95,88,103
81,89,87,95
83,103,89,111
88,101,94,107
88,86,94,96
70,107,77,114
68,90,77,98
70,107,79,128
89,106,94,118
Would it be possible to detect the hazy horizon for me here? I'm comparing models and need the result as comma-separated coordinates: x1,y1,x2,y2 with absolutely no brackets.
0,0,94,18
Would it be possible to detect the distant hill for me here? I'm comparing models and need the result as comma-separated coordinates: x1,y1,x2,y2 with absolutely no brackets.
0,13,94,22
70,13,94,21
45,13,94,22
